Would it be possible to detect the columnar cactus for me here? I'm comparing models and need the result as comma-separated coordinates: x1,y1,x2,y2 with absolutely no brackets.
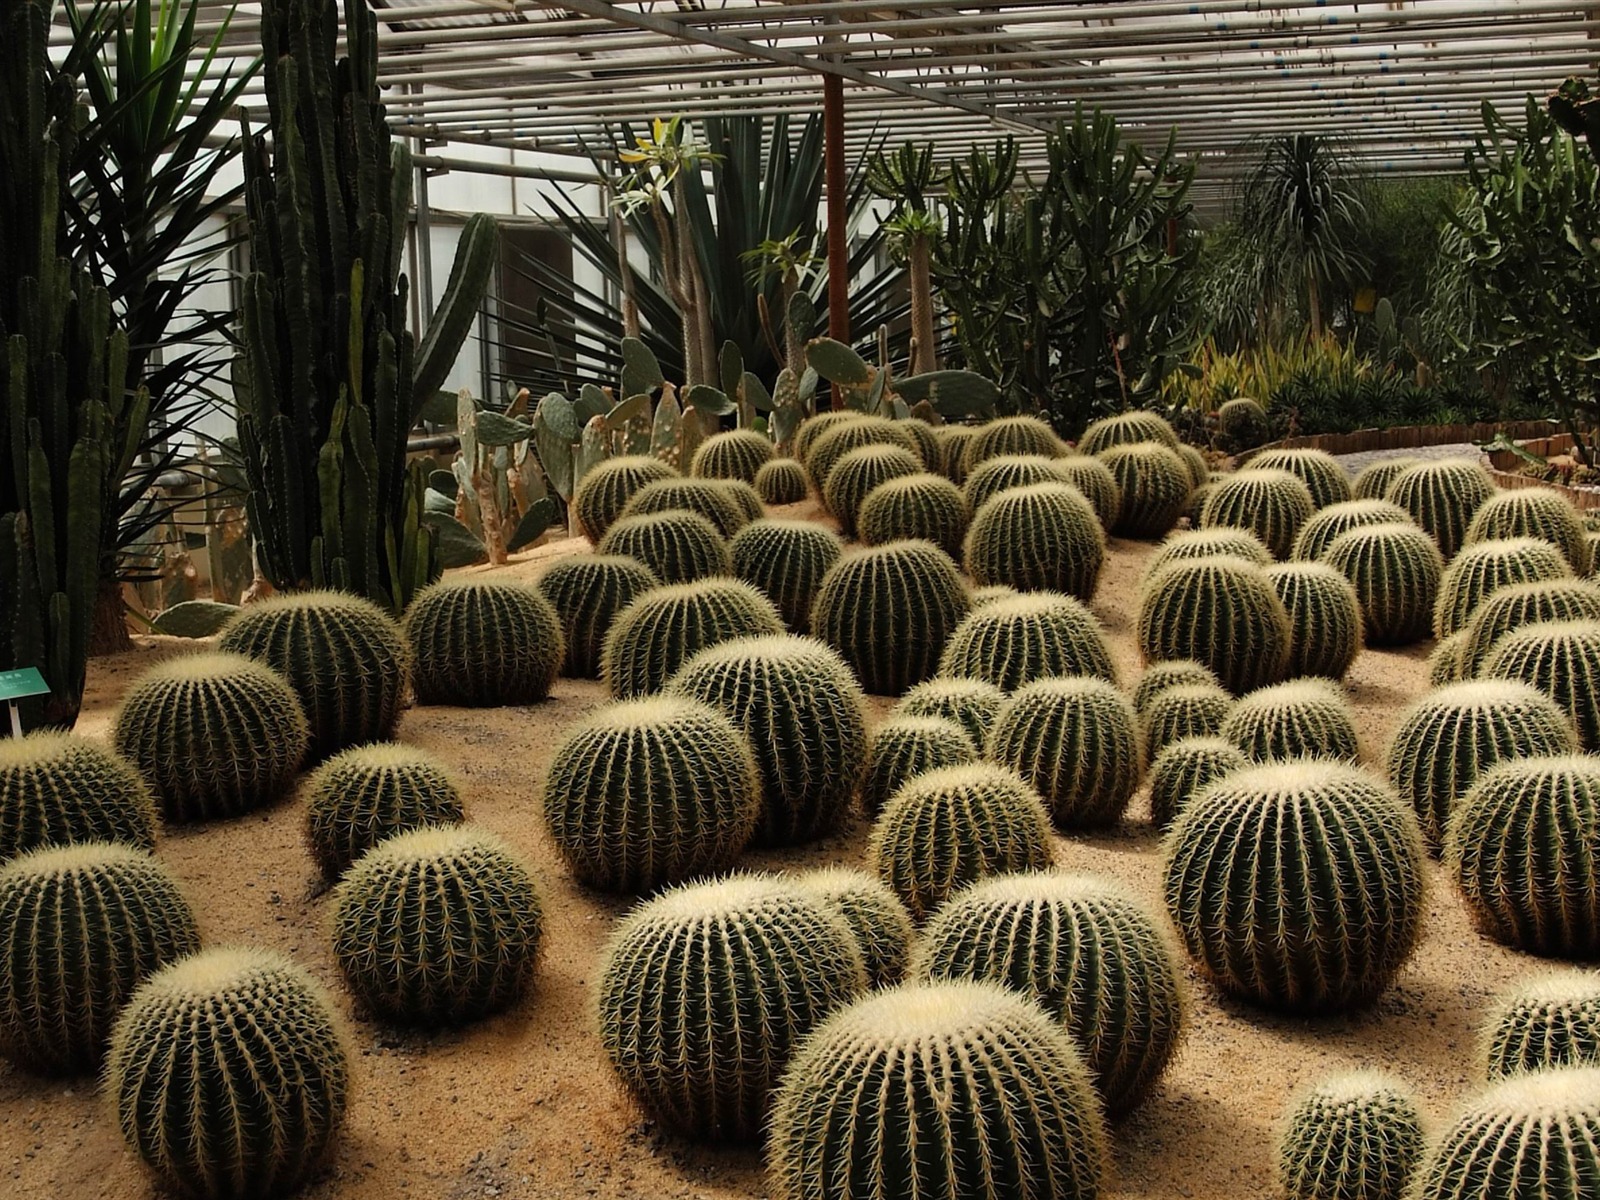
1387,680,1578,849
794,409,863,469
602,578,785,698
717,479,766,526
1291,499,1416,563
1384,458,1496,559
1078,410,1181,455
1589,531,1600,578
691,429,775,483
0,844,199,1072
620,477,750,537
868,763,1054,921
1458,579,1600,674
934,424,978,483
1277,1071,1425,1200
795,867,915,988
1098,441,1192,539
303,743,464,879
1482,620,1600,748
1148,736,1248,831
822,444,924,536
1216,397,1270,453
0,732,157,862
1146,528,1273,579
113,653,309,822
988,677,1143,829
536,554,661,677
1142,684,1234,760
754,457,810,505
403,579,565,706
1221,679,1361,763
895,677,1007,748
1137,556,1292,694
1432,537,1573,639
1265,562,1364,679
963,454,1076,513
1056,455,1124,530
858,472,970,559
597,875,867,1141
218,591,410,759
964,483,1106,599
1479,970,1600,1080
915,871,1187,1117
938,591,1117,693
1246,448,1352,509
1163,760,1427,1011
669,636,868,845
542,696,760,889
1447,755,1600,958
332,825,543,1024
572,454,680,541
1132,659,1225,715
811,540,971,696
729,518,843,632
1351,456,1420,502
959,414,1064,472
1429,629,1470,686
1466,488,1592,574
861,716,978,816
1324,522,1444,645
806,416,922,491
108,947,349,1200
1200,469,1316,559
596,510,731,584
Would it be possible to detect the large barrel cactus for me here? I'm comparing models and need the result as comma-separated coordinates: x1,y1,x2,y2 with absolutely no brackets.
1466,488,1592,574
729,518,843,632
795,867,915,988
715,478,767,527
963,454,1075,513
1199,468,1315,559
898,418,941,470
1276,1071,1424,1200
1291,498,1416,563
861,716,977,816
938,590,1116,693
596,510,731,585
1351,456,1419,502
895,680,1004,752
1458,578,1600,674
1137,555,1292,694
858,472,970,560
1433,537,1573,639
987,677,1142,829
935,424,979,484
1383,458,1495,559
1430,629,1471,687
303,742,464,879
691,429,774,483
1221,678,1361,763
1148,736,1248,831
794,409,864,470
1246,448,1352,510
1056,455,1123,530
754,457,810,505
403,578,564,706
1482,620,1600,748
619,476,749,538
0,732,157,862
536,554,661,678
823,444,924,536
602,578,785,698
807,416,921,491
1098,441,1191,539
961,414,1065,471
572,454,680,541
964,482,1105,599
1323,521,1443,645
1479,970,1600,1080
1078,410,1180,454
1265,562,1364,679
1216,397,1269,453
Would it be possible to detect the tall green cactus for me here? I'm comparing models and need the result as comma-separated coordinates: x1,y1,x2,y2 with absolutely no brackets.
237,0,497,615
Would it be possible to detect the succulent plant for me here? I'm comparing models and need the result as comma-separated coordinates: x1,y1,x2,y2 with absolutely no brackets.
1143,684,1234,760
1221,678,1361,763
963,482,1106,600
596,510,732,585
934,424,979,484
729,518,843,632
806,416,922,491
1055,454,1124,530
619,476,750,538
988,676,1143,829
0,732,156,863
1466,488,1592,574
754,457,810,505
1078,410,1181,455
1408,1066,1600,1200
1458,578,1600,674
1432,536,1573,640
602,578,785,698
303,743,464,879
717,479,767,526
1137,555,1292,695
861,715,978,816
1277,1071,1424,1200
1200,469,1315,559
1324,522,1444,645
1216,397,1270,453
971,583,1021,607
794,409,863,469
536,554,661,678
597,875,866,1141
669,635,867,846
1589,531,1600,578
915,871,1187,1117
403,579,565,707
1175,443,1210,490
1265,561,1364,679
937,591,1116,695
572,454,680,541
1384,458,1496,559
960,415,1064,472
1447,754,1600,958
218,590,410,760
823,444,925,536
895,677,1007,747
869,763,1054,921
811,540,971,696
1291,498,1417,563
1148,736,1248,831
331,825,543,1024
857,472,969,559
1430,629,1470,686
768,979,1108,1200
1098,441,1192,539
108,947,349,1200
898,418,941,469
1146,528,1273,579
962,453,1076,513
691,429,775,483
0,844,198,1073
1482,620,1600,749
1351,456,1420,501
542,696,760,889
1132,659,1226,715
1246,448,1353,510
795,867,915,988
1479,969,1600,1080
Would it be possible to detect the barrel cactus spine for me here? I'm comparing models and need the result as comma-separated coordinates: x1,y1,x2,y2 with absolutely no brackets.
1324,522,1444,645
938,590,1116,695
1132,659,1225,715
1137,555,1292,695
898,418,941,470
1078,410,1180,455
795,867,915,988
1265,561,1364,679
858,471,970,560
619,476,750,537
1276,1071,1425,1200
572,454,680,541
1098,441,1192,540
536,554,661,678
1142,684,1233,761
0,732,157,862
1291,498,1417,563
934,423,978,484
1478,969,1600,1080
1200,468,1315,559
1055,455,1123,530
1457,578,1600,675
1216,397,1270,453
596,510,731,585
403,578,565,706
1481,620,1600,748
963,482,1106,600
960,414,1065,472
1429,629,1470,687
1145,528,1273,580
714,478,766,527
860,715,977,817
794,409,862,470
822,443,924,537
691,429,774,483
303,743,465,879
602,577,785,699
1351,456,1419,502
962,454,1074,513
806,416,921,493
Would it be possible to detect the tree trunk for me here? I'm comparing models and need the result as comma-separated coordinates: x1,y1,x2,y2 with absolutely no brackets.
908,234,937,375
1307,261,1323,340
611,209,640,339
671,195,707,387
88,575,131,656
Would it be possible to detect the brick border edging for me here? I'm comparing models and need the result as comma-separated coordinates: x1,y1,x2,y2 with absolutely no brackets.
1235,419,1561,464
1486,467,1600,511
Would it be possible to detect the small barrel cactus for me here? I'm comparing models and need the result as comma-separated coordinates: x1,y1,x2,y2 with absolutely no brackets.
754,457,809,504
1324,521,1444,645
1222,678,1361,763
0,844,198,1072
1384,458,1496,559
542,696,760,890
108,947,349,1200
858,472,970,559
938,590,1116,694
729,518,843,632
1479,970,1600,1080
1175,443,1210,490
971,582,1020,607
807,415,921,491
303,743,464,879
794,409,862,468
691,429,774,482
602,577,785,698
869,763,1054,921
536,554,661,678
715,478,767,526
1143,683,1233,760
823,443,924,536
935,423,979,484
0,731,156,862
915,871,1187,1117
1433,536,1573,639
959,414,1064,472
1387,680,1579,849
597,875,866,1142
1467,488,1592,574
861,715,977,816
1163,760,1427,1011
1265,561,1364,679
1056,454,1124,529
1098,441,1192,539
1146,528,1273,579
1277,1071,1425,1200
895,677,1007,747
1132,659,1225,715
218,591,409,760
1216,397,1270,453
1430,628,1470,686
1351,456,1420,502
113,652,309,822
770,981,1105,1200
1200,468,1315,559
596,509,731,584
1148,736,1248,831
619,476,750,537
795,867,915,988
1459,578,1600,674
964,482,1105,599
899,418,941,468
1409,1066,1600,1200
1447,755,1600,958
1247,448,1352,510
403,578,565,706
1291,498,1416,563
811,540,971,696
572,454,680,541
1482,620,1600,748
1078,410,1180,455
332,825,543,1024
1137,555,1292,694
669,635,868,846
988,676,1143,829
962,453,1075,513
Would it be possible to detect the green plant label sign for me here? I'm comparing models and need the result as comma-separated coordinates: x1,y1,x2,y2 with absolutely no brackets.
0,667,48,702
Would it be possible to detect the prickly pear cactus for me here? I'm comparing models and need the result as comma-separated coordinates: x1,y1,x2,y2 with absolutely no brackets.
0,732,157,863
303,743,464,879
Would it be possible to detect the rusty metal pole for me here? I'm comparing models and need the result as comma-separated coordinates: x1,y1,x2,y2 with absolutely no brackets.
823,71,848,410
